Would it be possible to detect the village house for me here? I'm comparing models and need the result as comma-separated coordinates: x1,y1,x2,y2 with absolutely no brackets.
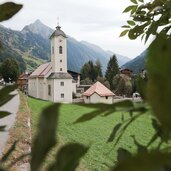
120,68,133,77
28,25,80,102
83,81,115,104
17,72,30,92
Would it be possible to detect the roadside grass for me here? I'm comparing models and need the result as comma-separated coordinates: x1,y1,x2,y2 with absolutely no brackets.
29,97,156,171
1,91,31,171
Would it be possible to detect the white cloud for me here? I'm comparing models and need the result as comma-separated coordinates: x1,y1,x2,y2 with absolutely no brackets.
1,0,146,58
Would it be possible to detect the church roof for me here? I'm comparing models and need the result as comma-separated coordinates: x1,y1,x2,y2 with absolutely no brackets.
29,63,73,79
83,81,115,97
29,63,51,78
48,72,72,79
50,25,67,39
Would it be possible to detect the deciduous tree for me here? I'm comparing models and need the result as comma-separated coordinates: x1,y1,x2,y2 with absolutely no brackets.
1,58,20,83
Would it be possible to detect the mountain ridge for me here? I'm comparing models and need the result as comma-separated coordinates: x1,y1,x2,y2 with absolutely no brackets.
122,50,147,73
0,20,130,73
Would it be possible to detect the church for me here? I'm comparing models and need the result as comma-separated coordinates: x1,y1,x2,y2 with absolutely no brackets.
28,25,80,103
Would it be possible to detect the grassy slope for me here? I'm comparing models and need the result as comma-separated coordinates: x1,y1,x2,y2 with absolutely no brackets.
22,55,44,72
29,97,155,171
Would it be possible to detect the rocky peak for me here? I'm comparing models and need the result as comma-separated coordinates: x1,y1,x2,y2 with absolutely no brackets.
21,19,53,39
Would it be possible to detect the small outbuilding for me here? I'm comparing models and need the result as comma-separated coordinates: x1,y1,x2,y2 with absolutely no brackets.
83,81,115,104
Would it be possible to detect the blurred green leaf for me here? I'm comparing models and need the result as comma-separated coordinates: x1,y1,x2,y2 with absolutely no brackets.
131,135,147,153
119,30,129,37
131,5,138,14
0,126,6,132
113,113,143,147
127,20,136,26
0,2,23,22
107,123,122,142
74,110,102,123
114,100,134,110
31,104,60,171
147,34,171,130
145,21,157,43
135,75,147,100
0,167,5,171
161,25,171,35
48,143,88,171
121,25,131,28
123,5,137,13
1,141,17,163
117,148,132,162
0,85,17,107
146,133,158,148
151,118,170,143
128,24,146,39
131,0,137,4
0,111,11,119
75,101,134,123
111,151,171,171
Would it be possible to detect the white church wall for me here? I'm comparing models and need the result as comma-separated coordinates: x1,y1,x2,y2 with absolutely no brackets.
28,78,38,98
47,79,54,101
37,78,48,100
53,79,72,103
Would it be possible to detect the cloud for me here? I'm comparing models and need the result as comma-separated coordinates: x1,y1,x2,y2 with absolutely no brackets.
1,0,146,58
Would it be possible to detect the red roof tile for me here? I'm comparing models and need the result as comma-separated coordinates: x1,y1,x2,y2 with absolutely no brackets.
83,81,114,97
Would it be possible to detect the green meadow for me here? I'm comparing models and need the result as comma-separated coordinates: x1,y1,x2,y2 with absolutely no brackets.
29,97,155,171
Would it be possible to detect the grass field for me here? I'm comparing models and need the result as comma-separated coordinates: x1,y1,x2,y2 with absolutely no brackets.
29,97,155,171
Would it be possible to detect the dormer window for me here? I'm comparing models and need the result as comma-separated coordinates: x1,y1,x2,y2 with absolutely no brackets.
59,46,62,54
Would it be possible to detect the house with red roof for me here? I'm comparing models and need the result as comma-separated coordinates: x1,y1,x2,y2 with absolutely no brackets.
28,25,80,102
83,81,115,104
17,72,30,92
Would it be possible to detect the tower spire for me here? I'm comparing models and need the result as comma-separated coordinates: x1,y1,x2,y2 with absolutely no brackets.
57,17,59,26
56,17,61,30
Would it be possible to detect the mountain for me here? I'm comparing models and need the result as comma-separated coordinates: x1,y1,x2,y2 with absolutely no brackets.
122,50,147,73
0,20,130,73
0,25,45,72
21,19,53,39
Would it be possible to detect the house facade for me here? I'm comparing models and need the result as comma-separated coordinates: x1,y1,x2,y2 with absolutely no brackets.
28,25,79,103
83,81,115,104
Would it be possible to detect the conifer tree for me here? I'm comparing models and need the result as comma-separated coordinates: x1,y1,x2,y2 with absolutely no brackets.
105,55,119,90
81,60,103,82
95,59,102,78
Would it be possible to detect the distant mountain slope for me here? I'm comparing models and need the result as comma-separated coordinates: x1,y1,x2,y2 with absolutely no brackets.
106,50,130,66
0,20,130,73
122,50,147,73
0,25,44,72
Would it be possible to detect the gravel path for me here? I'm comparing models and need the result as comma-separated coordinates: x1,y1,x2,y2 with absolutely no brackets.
0,90,20,155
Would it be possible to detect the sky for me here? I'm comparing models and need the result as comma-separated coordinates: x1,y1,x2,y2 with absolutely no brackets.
1,0,149,59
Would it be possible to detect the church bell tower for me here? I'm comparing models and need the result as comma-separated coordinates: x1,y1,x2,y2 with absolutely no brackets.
50,25,67,73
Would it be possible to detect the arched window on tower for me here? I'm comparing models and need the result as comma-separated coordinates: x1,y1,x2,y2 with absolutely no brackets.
59,46,62,54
